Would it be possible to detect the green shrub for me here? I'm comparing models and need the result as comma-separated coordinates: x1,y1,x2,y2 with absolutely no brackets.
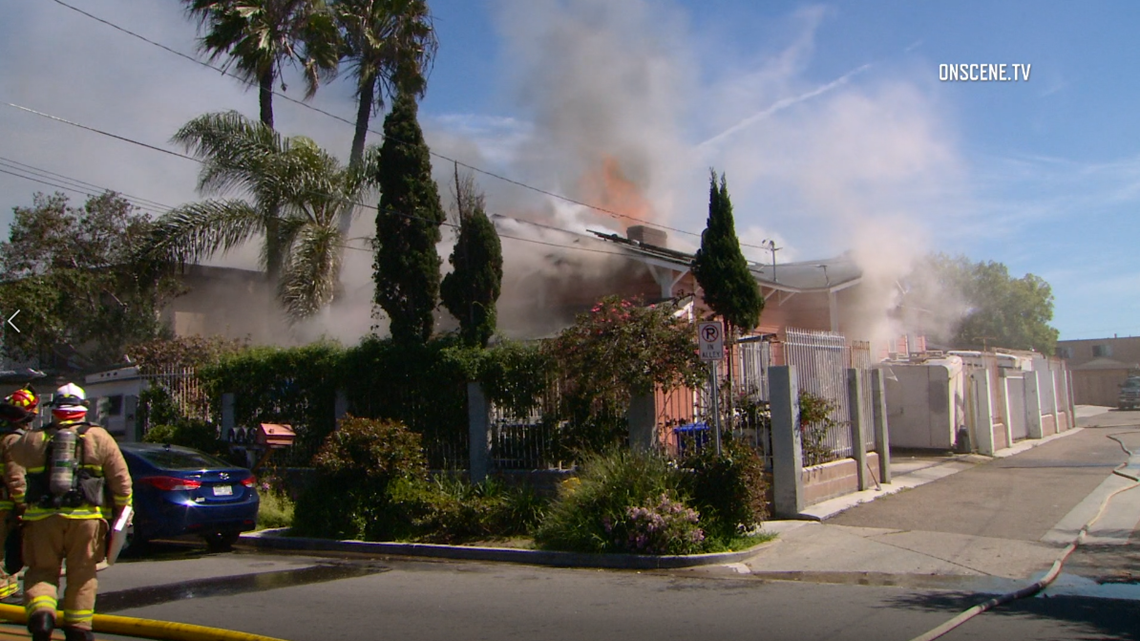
605,493,705,555
142,418,225,456
681,436,770,540
799,391,839,467
387,476,547,544
546,296,705,457
198,342,345,467
138,384,182,430
291,415,428,541
535,448,695,554
256,487,294,530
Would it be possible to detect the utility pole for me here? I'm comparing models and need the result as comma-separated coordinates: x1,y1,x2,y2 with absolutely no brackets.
767,240,782,282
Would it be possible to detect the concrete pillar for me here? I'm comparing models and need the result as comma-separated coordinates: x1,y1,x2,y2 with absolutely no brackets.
467,382,490,483
222,392,235,441
1025,372,1043,439
871,368,891,485
1049,369,1060,433
1066,369,1076,430
334,389,349,421
627,392,657,452
974,371,995,455
1001,376,1015,450
770,366,803,518
848,369,869,490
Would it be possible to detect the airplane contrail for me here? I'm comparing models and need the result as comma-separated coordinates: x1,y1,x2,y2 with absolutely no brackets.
699,63,873,149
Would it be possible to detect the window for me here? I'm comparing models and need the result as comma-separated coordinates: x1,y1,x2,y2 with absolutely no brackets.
105,394,123,416
1057,346,1072,359
1092,344,1112,358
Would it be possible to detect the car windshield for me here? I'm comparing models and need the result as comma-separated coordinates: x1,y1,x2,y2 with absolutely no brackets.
133,448,234,471
1124,379,1140,389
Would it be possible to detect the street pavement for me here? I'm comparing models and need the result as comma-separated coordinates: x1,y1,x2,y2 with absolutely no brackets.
57,405,1140,641
699,406,1140,602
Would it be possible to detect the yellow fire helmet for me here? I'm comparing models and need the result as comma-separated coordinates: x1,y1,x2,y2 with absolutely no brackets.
5,387,37,412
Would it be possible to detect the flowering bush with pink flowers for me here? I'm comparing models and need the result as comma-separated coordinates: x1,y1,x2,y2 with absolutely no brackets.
605,493,705,555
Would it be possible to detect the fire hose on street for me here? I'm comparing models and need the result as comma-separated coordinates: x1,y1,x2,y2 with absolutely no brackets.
0,604,288,641
908,429,1140,641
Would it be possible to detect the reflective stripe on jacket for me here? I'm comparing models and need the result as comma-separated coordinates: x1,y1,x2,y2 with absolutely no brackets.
11,424,132,520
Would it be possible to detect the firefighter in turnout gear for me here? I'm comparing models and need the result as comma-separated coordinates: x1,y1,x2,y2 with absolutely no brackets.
9,383,132,641
0,387,38,601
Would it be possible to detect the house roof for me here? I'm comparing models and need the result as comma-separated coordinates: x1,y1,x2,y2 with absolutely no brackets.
590,230,863,294
0,368,46,384
1072,356,1140,371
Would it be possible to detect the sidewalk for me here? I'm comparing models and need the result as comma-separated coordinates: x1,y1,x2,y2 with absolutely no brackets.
798,424,1090,522
720,405,1140,597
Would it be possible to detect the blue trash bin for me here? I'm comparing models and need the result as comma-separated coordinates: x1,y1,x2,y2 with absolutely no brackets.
673,422,710,456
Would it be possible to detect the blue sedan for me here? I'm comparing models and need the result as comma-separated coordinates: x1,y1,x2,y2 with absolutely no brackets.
119,442,259,550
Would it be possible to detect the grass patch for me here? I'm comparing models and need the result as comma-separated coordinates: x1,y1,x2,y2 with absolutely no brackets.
257,489,295,530
699,530,777,554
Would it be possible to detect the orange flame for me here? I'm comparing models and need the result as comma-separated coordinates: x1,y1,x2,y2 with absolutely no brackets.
580,155,653,226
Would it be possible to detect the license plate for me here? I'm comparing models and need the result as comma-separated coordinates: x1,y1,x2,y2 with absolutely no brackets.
212,485,233,496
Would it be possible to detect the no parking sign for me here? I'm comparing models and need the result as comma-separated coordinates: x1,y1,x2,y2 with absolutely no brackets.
698,321,724,361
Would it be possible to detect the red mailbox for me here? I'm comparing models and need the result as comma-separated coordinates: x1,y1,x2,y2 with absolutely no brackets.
256,423,296,448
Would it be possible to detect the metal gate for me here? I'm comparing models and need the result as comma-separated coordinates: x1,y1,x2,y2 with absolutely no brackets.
783,328,873,460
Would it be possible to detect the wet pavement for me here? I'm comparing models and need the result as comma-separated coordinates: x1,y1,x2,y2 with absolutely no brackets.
98,562,389,613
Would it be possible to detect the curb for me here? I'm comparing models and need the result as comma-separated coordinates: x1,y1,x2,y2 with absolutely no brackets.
240,529,776,570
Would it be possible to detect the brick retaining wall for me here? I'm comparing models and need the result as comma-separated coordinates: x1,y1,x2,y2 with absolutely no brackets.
802,452,881,505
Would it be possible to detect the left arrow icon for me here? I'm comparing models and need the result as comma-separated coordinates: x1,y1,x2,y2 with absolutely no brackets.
6,310,20,333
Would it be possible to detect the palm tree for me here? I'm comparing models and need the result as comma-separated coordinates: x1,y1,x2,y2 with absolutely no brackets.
184,0,341,129
336,0,437,168
145,112,371,320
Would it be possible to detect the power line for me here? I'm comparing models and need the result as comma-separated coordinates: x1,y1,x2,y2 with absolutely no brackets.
0,166,168,214
3,102,197,163
0,156,174,213
47,0,772,250
1,101,668,264
0,167,100,199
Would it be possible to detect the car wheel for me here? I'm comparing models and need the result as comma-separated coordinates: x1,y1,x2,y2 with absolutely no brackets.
203,531,241,552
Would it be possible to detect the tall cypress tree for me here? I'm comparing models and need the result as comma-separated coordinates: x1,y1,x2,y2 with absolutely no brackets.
372,91,445,344
440,181,503,348
692,170,764,334
692,170,764,431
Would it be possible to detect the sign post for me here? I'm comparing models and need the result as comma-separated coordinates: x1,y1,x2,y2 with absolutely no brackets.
698,321,724,456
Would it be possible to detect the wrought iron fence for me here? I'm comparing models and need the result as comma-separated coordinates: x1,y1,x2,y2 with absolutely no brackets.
733,337,773,467
141,365,209,420
488,405,565,471
782,328,873,461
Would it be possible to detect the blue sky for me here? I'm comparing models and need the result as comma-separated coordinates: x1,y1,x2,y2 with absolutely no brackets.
2,0,1139,342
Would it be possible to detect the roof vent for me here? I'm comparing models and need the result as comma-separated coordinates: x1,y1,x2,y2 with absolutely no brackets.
627,225,667,247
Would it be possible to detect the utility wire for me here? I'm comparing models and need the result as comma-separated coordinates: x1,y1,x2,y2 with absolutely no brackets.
0,156,174,213
3,102,197,163
2,101,657,264
47,0,773,250
0,166,166,214
0,167,98,199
